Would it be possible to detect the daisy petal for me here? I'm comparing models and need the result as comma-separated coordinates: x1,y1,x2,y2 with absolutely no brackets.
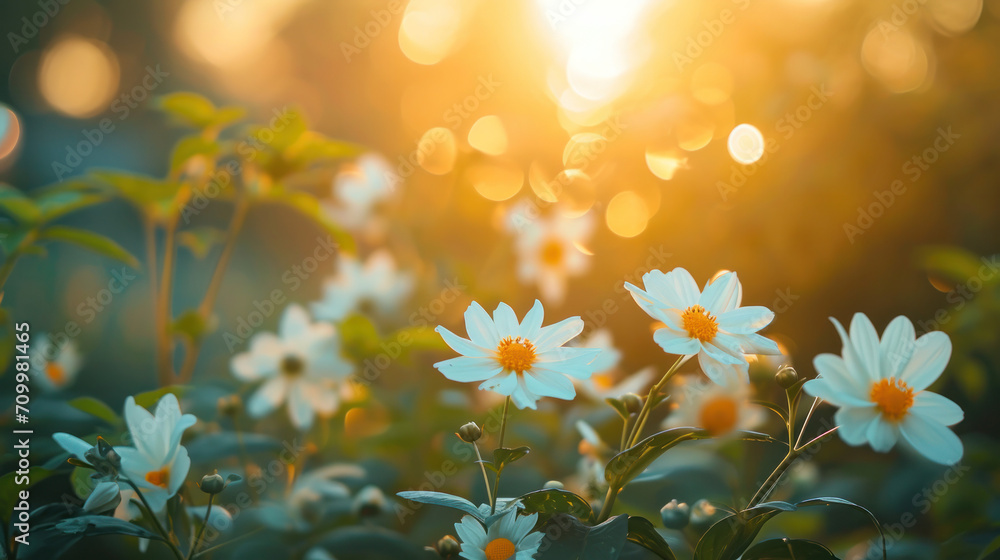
436,356,504,382
865,418,899,452
247,377,287,418
898,331,951,392
810,353,870,405
652,329,701,355
849,313,882,380
287,382,315,431
464,302,500,348
279,304,312,339
519,300,545,341
644,268,700,308
533,316,584,352
879,316,916,378
698,272,739,315
436,326,492,358
910,391,963,426
698,349,748,385
493,303,520,337
834,406,880,446
523,369,576,400
899,413,963,465
717,306,774,334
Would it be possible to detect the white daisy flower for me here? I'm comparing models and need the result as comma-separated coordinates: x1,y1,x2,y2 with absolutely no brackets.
434,300,602,409
454,508,543,560
53,393,196,518
506,202,593,305
231,304,354,431
258,463,365,531
29,335,82,392
625,268,779,385
311,250,414,322
325,153,398,229
664,371,762,437
570,329,655,401
804,313,964,465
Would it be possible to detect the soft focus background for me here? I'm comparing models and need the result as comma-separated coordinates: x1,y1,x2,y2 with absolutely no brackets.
1,0,999,559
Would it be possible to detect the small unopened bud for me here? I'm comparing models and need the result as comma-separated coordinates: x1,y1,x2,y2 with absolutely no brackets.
775,365,799,389
543,480,564,490
199,473,226,495
690,499,718,527
85,437,121,479
660,499,690,529
437,535,460,556
353,485,386,517
217,394,243,417
458,422,482,443
622,393,643,415
83,481,122,514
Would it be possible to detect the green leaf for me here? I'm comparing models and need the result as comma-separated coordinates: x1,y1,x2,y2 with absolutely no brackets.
384,326,447,363
340,313,382,360
518,489,593,522
157,92,244,130
283,131,362,168
170,136,219,175
627,516,676,560
396,491,483,520
90,170,182,216
605,397,629,420
177,226,227,259
34,190,108,224
535,513,629,560
36,226,139,268
133,385,190,409
171,309,216,343
68,397,121,426
605,428,779,491
916,245,989,285
751,400,789,425
795,497,885,559
0,184,40,224
743,538,839,559
56,515,163,540
493,446,530,472
261,191,355,254
694,502,798,560
978,533,1000,560
0,468,53,525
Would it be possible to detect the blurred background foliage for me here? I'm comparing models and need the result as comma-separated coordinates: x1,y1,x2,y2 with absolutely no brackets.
1,0,1000,558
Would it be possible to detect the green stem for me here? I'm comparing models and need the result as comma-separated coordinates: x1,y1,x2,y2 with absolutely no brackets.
122,478,185,560
597,484,616,523
157,217,178,383
619,414,631,451
187,495,214,559
748,426,838,508
473,443,493,508
626,355,685,448
497,396,510,451
491,396,511,515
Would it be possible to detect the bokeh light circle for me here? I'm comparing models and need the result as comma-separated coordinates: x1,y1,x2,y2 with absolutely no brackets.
727,124,765,165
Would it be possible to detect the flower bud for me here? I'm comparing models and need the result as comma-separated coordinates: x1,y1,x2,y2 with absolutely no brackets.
83,481,122,514
200,473,226,495
659,499,690,529
543,480,564,490
217,394,243,417
775,365,799,389
353,485,386,517
437,535,460,556
85,437,121,479
690,499,718,527
622,393,644,415
458,422,482,443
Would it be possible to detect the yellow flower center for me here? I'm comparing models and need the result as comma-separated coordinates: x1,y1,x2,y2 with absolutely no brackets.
280,355,305,377
497,336,536,374
870,377,914,422
541,240,564,266
698,396,738,436
485,537,516,560
145,467,171,489
46,363,66,385
681,305,719,342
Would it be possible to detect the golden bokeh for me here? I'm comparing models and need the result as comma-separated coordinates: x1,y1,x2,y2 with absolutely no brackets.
38,36,120,118
416,127,458,175
468,159,523,201
467,115,508,156
605,190,649,238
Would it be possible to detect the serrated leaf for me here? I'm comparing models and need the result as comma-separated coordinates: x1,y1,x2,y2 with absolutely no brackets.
0,184,40,224
743,538,839,559
67,397,121,426
605,428,778,491
518,489,593,522
493,446,530,472
396,491,483,520
36,226,139,268
627,516,677,560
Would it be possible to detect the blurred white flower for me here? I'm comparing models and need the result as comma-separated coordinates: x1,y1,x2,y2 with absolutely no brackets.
506,202,593,304
571,329,655,401
311,250,414,322
804,313,964,465
454,507,543,560
434,300,601,409
231,304,354,431
29,335,82,392
625,268,779,385
325,153,398,229
258,464,365,531
664,372,762,437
